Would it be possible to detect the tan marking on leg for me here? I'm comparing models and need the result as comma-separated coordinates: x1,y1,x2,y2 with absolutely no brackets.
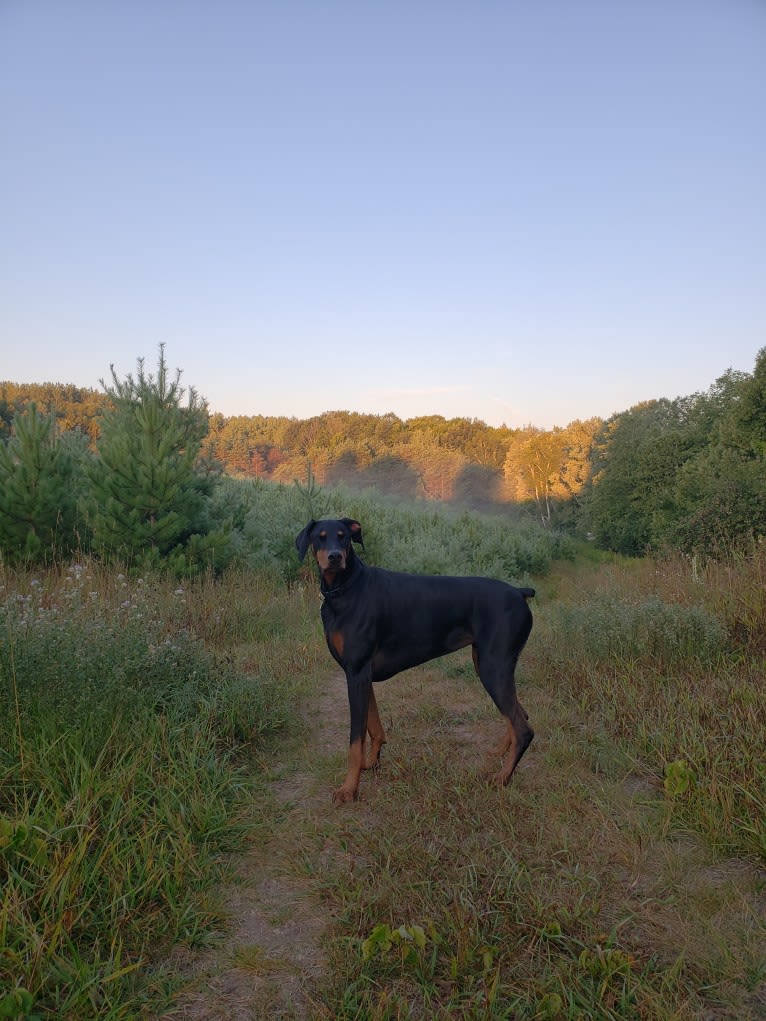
333,738,364,804
492,719,514,758
363,687,387,770
490,702,534,787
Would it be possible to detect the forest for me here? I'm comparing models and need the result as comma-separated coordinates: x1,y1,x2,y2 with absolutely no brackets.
1,345,764,566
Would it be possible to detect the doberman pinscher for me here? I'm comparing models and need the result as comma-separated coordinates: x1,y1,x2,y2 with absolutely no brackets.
295,517,536,803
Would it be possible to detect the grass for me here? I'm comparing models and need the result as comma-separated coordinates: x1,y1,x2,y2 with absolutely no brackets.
247,651,764,1020
0,560,321,1019
529,547,766,860
1,538,764,1019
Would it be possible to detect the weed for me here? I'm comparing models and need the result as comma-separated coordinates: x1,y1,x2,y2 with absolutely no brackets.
663,759,696,798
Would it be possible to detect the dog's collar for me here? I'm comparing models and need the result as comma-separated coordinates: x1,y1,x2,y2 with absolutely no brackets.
320,564,363,600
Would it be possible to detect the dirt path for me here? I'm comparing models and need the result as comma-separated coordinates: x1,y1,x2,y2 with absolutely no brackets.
157,674,349,1021
157,663,496,1020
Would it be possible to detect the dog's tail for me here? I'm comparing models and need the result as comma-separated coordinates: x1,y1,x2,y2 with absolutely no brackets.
519,587,535,600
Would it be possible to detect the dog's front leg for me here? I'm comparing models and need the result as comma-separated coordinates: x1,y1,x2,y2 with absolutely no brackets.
333,671,371,804
363,685,386,770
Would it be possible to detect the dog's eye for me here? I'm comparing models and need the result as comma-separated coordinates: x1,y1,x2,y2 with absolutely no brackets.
318,531,327,540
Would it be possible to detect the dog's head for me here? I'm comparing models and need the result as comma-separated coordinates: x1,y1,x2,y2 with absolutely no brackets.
295,517,364,575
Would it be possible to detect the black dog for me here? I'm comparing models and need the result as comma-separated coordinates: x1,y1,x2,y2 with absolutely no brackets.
295,517,535,803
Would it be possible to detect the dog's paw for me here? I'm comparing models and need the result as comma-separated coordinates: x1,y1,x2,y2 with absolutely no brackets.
489,768,513,788
332,785,359,804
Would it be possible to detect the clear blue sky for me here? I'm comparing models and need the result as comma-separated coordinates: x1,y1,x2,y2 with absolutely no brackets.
2,1,764,429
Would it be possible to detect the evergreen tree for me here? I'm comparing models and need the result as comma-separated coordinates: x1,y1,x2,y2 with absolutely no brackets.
87,347,231,573
0,398,13,441
0,403,87,563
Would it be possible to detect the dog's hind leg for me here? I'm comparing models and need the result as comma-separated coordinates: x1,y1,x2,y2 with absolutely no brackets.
491,698,534,786
475,642,534,786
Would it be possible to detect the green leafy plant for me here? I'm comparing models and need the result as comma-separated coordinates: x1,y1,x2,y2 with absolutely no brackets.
664,758,696,798
0,987,39,1021
361,922,429,966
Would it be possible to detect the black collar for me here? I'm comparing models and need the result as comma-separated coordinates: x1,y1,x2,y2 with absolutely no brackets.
320,562,364,600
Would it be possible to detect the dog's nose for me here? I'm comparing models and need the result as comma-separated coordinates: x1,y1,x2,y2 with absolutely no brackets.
328,550,343,564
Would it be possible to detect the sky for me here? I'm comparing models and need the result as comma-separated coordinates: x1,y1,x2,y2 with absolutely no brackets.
1,1,764,430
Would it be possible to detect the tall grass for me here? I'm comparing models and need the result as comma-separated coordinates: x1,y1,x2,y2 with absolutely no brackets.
530,546,766,859
0,560,312,1019
212,475,576,582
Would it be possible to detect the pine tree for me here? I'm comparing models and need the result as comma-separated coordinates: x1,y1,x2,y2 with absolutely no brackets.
87,346,231,573
0,403,87,563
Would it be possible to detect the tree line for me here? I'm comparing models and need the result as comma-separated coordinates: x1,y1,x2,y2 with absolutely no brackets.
1,347,764,566
0,375,602,518
585,354,766,555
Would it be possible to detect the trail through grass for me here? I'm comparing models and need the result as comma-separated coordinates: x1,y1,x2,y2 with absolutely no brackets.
159,647,765,1020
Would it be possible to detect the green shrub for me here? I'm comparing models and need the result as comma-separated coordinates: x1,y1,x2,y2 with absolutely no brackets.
545,593,726,668
225,476,572,583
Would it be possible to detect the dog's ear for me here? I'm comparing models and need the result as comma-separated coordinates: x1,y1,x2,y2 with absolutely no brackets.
343,518,364,549
295,519,316,562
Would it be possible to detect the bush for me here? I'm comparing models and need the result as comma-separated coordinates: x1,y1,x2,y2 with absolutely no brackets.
545,593,727,669
225,476,573,583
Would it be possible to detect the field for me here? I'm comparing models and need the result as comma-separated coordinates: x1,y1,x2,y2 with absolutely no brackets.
1,527,764,1019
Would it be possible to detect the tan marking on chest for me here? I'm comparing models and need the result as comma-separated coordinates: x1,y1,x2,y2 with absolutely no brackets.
329,630,345,657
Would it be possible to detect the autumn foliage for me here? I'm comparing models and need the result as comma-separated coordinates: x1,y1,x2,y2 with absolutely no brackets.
2,347,765,562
